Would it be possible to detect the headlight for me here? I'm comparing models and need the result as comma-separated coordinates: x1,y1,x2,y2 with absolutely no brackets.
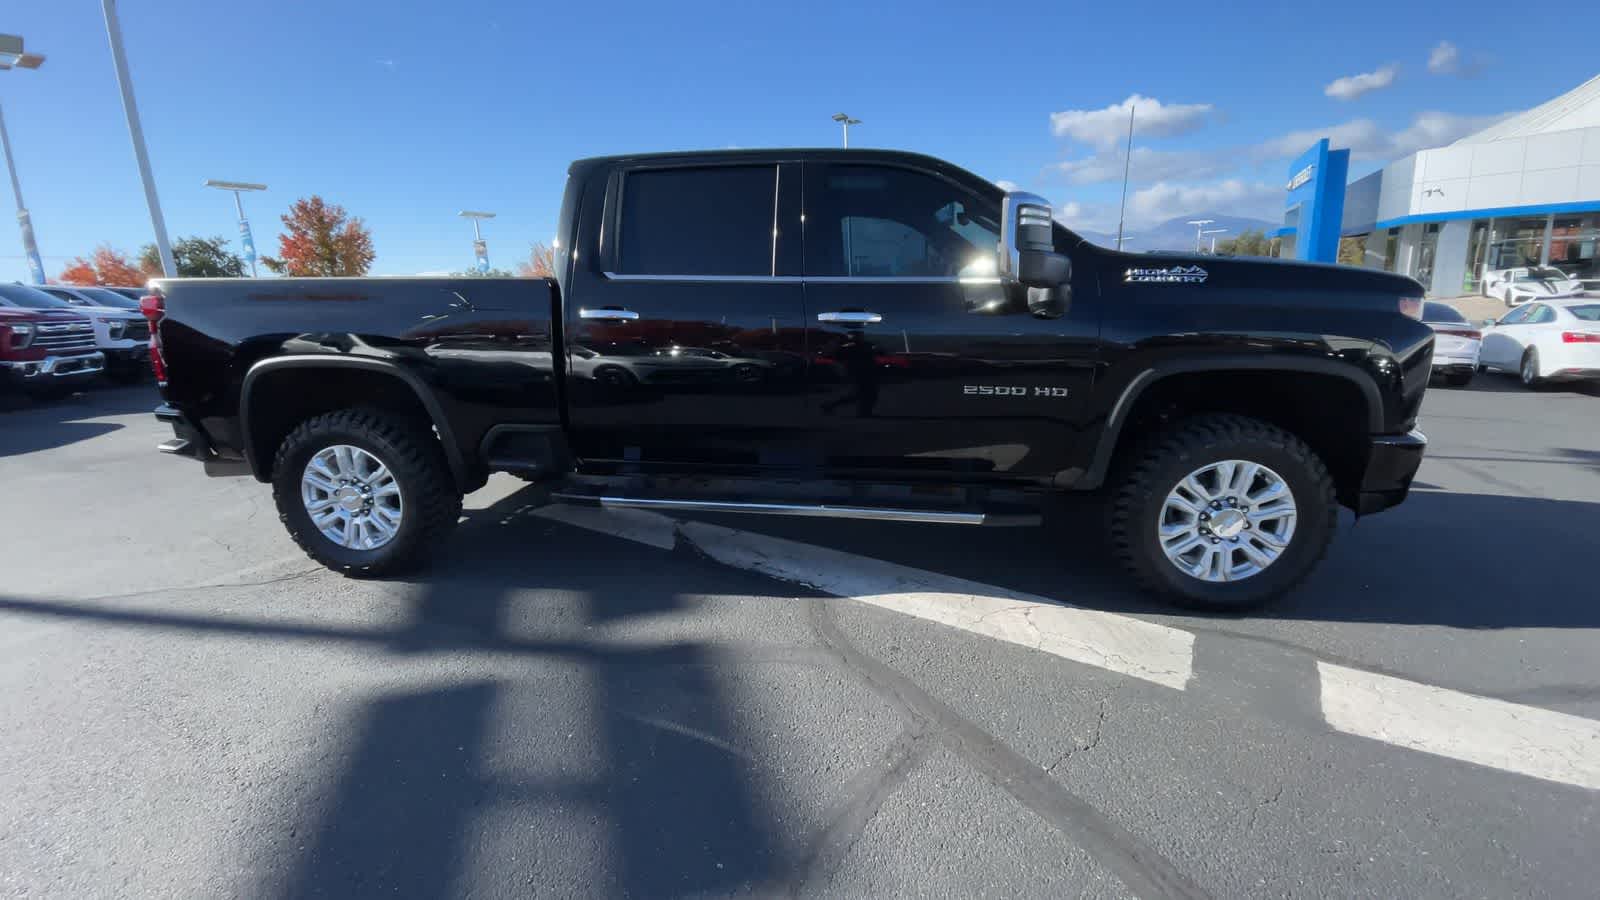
7,322,35,349
101,318,127,340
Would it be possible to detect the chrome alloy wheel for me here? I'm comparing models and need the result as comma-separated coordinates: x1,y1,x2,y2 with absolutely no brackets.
1158,459,1297,583
301,444,404,550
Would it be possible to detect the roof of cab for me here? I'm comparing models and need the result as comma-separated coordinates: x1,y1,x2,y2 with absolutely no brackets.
568,148,995,187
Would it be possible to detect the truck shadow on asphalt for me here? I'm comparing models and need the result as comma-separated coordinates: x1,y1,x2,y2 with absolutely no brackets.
0,383,159,457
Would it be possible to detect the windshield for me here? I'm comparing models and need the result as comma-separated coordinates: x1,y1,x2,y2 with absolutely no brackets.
1565,304,1600,321
1423,302,1467,323
1514,267,1568,282
0,283,74,309
76,287,142,309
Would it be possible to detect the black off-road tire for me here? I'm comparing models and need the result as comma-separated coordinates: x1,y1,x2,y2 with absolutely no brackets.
1108,414,1338,611
271,408,462,577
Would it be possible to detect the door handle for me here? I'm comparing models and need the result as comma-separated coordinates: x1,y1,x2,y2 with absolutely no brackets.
817,311,883,325
579,307,640,321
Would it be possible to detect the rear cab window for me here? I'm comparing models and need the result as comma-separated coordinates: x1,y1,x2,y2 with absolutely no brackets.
617,165,777,277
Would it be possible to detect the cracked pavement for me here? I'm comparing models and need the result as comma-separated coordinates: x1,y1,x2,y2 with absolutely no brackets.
2,384,1598,898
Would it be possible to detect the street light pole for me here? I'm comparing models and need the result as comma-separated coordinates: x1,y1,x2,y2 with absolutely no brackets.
101,0,175,278
1186,219,1215,254
1201,228,1228,254
205,180,266,277
0,34,46,284
831,112,861,148
459,211,495,273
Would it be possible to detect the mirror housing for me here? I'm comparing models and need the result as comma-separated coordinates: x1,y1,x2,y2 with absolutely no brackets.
1000,191,1070,288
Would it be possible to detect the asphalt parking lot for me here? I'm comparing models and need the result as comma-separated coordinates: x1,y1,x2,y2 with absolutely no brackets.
3,377,1598,898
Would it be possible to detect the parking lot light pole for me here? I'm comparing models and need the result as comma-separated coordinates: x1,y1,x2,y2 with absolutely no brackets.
101,0,175,278
1186,219,1215,254
0,34,47,284
831,113,861,148
205,180,267,277
1202,228,1228,254
459,211,495,273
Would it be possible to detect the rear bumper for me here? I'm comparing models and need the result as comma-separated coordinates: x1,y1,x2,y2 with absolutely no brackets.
0,352,105,387
1355,429,1427,515
154,403,251,476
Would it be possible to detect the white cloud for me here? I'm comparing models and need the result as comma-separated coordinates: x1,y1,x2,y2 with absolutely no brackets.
1056,146,1236,185
1126,180,1283,228
1427,41,1459,74
1256,111,1508,162
994,179,1021,192
1050,95,1213,149
1324,65,1399,101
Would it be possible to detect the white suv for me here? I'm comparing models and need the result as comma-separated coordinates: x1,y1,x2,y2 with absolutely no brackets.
37,286,151,382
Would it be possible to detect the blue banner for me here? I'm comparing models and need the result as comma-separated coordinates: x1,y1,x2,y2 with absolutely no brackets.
17,209,44,284
238,218,257,264
473,238,489,273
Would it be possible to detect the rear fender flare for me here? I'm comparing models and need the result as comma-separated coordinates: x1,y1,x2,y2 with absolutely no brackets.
240,355,470,488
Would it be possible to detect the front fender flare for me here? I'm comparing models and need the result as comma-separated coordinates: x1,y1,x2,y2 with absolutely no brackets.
1077,354,1385,490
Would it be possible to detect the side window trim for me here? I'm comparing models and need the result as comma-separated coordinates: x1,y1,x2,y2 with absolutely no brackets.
800,159,1003,281
609,160,787,280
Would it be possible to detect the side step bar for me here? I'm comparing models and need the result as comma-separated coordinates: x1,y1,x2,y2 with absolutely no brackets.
550,493,1038,526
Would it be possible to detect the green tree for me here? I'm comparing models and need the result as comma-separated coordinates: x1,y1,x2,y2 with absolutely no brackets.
140,236,248,278
1337,236,1367,267
1214,229,1275,258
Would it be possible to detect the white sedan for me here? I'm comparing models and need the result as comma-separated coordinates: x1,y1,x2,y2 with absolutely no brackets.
1482,266,1586,306
1477,300,1600,387
1422,301,1481,387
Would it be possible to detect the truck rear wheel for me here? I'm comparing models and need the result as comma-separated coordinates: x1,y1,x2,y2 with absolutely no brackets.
271,408,462,577
1109,414,1337,611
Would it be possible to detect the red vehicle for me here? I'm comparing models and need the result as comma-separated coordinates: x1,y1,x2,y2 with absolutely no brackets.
0,284,105,398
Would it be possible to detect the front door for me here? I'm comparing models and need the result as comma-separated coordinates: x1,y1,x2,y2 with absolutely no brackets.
800,160,1100,481
563,160,810,470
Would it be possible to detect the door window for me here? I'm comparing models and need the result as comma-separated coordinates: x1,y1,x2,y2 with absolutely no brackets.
617,165,776,276
1496,306,1534,326
1526,305,1556,325
807,165,1001,279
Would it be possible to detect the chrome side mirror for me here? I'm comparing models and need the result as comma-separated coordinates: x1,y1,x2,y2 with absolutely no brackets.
999,192,1070,288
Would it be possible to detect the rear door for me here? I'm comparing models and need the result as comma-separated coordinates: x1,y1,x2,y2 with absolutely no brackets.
799,159,1100,480
562,159,811,470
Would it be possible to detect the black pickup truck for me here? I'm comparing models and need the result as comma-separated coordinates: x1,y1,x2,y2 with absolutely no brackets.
148,149,1431,608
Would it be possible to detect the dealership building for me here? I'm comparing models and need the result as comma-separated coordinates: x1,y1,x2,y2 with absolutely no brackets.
1276,74,1600,297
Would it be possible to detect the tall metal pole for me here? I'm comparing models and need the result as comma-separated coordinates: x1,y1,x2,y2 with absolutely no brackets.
101,0,175,277
842,120,849,148
1114,104,1135,253
0,100,45,283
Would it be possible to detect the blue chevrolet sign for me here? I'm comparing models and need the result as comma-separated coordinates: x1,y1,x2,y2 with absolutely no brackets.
1282,139,1349,264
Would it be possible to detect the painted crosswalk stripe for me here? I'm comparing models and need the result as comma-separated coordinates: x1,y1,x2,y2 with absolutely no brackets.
1318,661,1600,790
534,506,1195,690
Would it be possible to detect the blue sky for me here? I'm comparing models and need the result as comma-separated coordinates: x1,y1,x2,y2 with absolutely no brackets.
1,0,1594,280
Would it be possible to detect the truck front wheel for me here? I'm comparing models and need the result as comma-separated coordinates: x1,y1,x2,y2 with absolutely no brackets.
271,408,463,577
1109,414,1337,610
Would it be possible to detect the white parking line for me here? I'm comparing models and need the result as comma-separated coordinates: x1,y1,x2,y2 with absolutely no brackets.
535,506,1194,690
1318,662,1600,790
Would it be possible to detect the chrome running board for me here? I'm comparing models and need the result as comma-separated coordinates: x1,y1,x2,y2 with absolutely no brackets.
551,493,994,525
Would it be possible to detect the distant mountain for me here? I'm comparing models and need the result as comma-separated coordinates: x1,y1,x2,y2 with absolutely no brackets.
1070,213,1280,253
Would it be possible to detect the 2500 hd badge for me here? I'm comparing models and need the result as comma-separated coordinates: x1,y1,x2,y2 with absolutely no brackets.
964,385,1071,397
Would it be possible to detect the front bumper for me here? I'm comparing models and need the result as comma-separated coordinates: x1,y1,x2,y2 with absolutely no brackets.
1,352,106,386
1355,429,1427,515
154,403,251,476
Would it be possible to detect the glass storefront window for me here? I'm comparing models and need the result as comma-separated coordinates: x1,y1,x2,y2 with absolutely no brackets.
1381,228,1399,272
1486,217,1548,271
1416,223,1440,290
1549,214,1599,281
1464,219,1491,293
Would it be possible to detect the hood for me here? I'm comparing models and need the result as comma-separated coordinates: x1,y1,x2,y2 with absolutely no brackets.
0,307,91,324
1104,250,1423,296
74,305,143,320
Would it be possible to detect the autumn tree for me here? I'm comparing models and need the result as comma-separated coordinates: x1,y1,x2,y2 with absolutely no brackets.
1337,236,1367,267
140,236,248,278
517,242,557,277
57,245,147,285
261,196,375,276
